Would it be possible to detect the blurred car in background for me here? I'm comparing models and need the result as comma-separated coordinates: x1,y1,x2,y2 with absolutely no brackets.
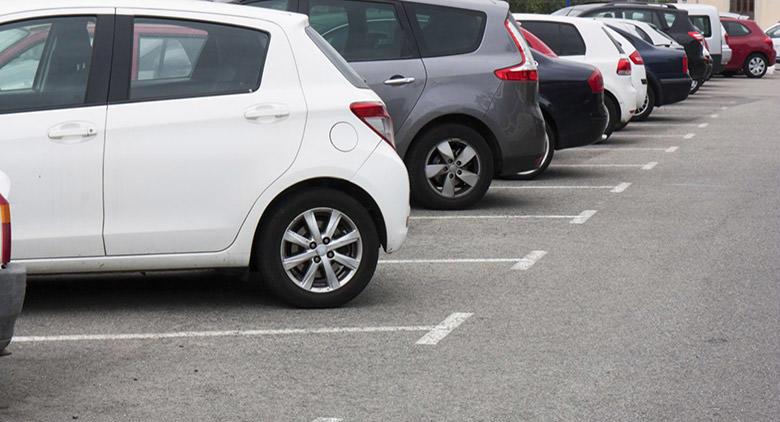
767,23,780,63
721,16,777,78
0,170,25,354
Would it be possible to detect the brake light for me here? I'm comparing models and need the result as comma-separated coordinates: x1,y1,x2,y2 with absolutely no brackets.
587,69,604,93
688,31,704,42
503,19,526,66
682,54,689,74
0,194,10,267
351,102,395,148
629,50,644,65
495,19,538,82
617,58,632,75
764,36,774,48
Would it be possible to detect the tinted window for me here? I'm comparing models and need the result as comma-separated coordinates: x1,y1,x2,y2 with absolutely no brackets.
245,0,290,11
690,16,712,37
625,10,657,25
0,16,95,114
129,18,269,101
406,3,485,57
723,21,751,36
308,0,414,62
593,9,621,19
663,12,678,28
520,21,586,56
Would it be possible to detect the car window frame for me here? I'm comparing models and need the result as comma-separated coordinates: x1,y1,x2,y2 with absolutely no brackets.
0,13,113,115
403,2,486,58
300,0,420,63
722,20,751,37
108,15,271,104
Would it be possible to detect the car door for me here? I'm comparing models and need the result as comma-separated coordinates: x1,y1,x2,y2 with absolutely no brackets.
304,0,426,130
0,11,113,259
103,11,306,255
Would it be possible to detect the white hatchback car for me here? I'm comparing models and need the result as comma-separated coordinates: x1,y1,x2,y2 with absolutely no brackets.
0,0,410,308
515,14,646,136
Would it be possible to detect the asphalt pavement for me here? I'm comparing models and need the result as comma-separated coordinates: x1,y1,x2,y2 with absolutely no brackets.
1,74,779,422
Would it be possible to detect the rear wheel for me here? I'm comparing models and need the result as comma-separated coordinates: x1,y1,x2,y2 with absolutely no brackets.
254,189,379,308
632,87,656,122
408,124,493,210
509,117,555,180
603,94,620,139
690,78,703,94
744,54,768,78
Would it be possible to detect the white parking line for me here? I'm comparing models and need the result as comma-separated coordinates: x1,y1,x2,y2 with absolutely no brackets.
609,133,690,139
13,325,437,343
710,114,719,118
553,162,656,170
610,182,632,193
571,210,598,224
381,258,520,264
511,250,547,271
698,123,709,128
410,213,588,221
416,313,473,345
571,146,678,153
312,418,343,422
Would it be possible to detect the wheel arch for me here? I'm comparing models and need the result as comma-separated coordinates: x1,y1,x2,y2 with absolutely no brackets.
538,105,558,147
403,114,502,175
249,178,387,271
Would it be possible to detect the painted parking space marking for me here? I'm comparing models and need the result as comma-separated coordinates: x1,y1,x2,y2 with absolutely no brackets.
511,250,547,271
571,146,678,153
553,162,657,170
571,210,598,224
610,133,692,139
710,114,719,118
312,418,343,422
415,313,473,345
489,184,631,193
14,324,441,343
410,211,598,223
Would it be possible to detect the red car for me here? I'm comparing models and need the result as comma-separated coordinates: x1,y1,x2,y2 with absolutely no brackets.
721,17,777,78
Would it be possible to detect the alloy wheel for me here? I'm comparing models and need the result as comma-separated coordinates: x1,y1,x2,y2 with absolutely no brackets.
280,208,362,293
424,138,481,198
748,57,766,76
635,93,650,116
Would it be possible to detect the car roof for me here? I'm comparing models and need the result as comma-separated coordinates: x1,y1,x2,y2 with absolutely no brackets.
514,13,601,27
673,3,718,14
0,0,307,26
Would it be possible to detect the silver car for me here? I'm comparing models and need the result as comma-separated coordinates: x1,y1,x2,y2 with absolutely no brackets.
231,0,547,210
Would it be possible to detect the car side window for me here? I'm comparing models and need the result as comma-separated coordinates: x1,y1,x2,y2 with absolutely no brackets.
769,27,780,38
128,18,269,101
0,16,96,114
244,0,291,11
722,21,751,36
663,12,678,28
690,16,712,37
308,0,415,62
624,10,655,25
520,21,585,57
406,3,485,57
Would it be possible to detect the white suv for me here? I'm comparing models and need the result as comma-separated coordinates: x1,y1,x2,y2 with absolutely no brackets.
0,0,410,308
515,14,647,136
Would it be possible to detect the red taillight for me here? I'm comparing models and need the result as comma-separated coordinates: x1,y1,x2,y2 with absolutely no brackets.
350,102,395,149
0,194,10,267
764,36,774,48
629,50,644,65
688,31,704,42
682,54,689,74
617,58,632,75
504,19,526,66
495,67,538,81
587,69,604,93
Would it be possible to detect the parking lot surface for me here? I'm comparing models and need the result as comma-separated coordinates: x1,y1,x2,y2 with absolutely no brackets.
2,75,779,421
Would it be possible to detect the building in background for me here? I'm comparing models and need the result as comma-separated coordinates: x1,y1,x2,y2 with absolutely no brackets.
680,0,780,28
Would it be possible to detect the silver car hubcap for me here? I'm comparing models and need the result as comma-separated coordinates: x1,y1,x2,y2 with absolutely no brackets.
425,139,481,198
749,57,765,75
280,208,362,293
636,93,649,115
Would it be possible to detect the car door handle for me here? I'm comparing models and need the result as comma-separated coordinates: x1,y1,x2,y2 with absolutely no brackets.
384,76,416,86
244,104,290,122
47,122,97,143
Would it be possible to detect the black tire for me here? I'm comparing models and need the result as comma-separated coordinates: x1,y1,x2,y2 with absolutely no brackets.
689,78,703,95
722,71,736,78
407,124,493,210
744,53,768,79
507,117,555,181
603,94,620,139
254,188,379,308
632,87,656,122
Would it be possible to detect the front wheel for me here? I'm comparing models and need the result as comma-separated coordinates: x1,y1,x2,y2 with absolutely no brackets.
408,124,493,210
254,189,379,308
632,88,655,122
744,54,768,78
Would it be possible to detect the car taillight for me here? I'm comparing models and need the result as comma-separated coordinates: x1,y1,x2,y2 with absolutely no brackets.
688,31,704,42
629,50,644,65
682,55,689,74
495,18,538,82
0,194,10,267
587,69,604,93
350,102,395,149
617,58,632,75
764,36,774,48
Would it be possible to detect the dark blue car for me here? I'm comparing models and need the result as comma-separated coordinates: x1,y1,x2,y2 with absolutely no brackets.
607,24,692,121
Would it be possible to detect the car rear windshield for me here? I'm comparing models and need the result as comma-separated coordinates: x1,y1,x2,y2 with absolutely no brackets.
690,15,712,37
406,3,486,57
520,21,586,56
305,26,368,89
